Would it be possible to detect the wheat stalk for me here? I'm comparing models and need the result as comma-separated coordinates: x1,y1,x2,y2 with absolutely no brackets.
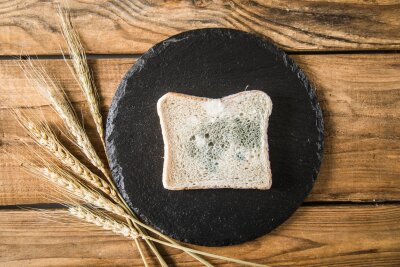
20,59,109,177
14,92,260,267
26,163,125,217
145,237,267,267
55,9,207,266
58,8,106,150
112,192,170,267
18,58,211,267
69,206,268,267
117,202,213,266
133,238,149,267
13,110,120,203
56,8,157,266
19,59,169,267
14,8,263,266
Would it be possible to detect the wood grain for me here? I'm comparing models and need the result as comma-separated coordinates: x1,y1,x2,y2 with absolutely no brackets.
1,54,399,205
0,205,399,266
0,0,399,55
294,54,400,202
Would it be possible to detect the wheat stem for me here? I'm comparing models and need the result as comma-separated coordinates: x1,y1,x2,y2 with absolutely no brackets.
95,163,170,266
58,7,106,150
57,8,209,266
20,59,108,177
19,59,171,266
56,9,155,264
20,60,211,267
116,191,169,267
101,166,209,266
133,238,149,267
14,110,120,203
119,205,213,266
144,236,268,267
132,230,149,267
23,8,213,266
69,206,267,267
14,9,258,266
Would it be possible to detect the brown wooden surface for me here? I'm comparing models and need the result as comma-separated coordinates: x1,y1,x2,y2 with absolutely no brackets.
0,0,400,55
1,205,399,266
1,55,399,205
0,1,399,266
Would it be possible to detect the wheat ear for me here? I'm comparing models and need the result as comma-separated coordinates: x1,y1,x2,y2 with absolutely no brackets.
57,8,106,150
20,59,109,177
55,8,209,267
14,111,152,266
69,206,138,239
56,9,206,266
13,110,119,202
70,206,267,267
26,163,125,217
57,9,155,266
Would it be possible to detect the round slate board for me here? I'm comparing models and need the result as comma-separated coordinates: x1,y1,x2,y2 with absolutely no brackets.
106,28,324,247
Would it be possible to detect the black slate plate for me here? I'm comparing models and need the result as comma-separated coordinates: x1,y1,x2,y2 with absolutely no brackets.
106,28,324,247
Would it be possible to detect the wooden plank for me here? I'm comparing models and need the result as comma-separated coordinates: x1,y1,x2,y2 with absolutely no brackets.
0,0,400,55
0,54,399,205
293,54,400,202
0,205,399,266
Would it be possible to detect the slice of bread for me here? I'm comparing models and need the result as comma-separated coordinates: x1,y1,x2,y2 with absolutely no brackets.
157,90,272,190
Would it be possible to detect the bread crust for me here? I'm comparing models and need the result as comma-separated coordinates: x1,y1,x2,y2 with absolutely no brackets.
157,90,272,190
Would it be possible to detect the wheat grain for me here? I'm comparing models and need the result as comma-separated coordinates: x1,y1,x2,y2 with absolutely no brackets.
20,59,108,177
69,206,138,239
14,110,119,202
58,7,106,150
26,163,125,217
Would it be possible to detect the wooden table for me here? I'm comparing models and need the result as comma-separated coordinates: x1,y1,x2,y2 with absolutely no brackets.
1,1,399,266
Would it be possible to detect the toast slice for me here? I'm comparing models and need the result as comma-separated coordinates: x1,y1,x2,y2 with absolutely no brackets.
157,90,272,190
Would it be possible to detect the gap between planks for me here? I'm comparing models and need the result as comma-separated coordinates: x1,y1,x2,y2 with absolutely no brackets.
1,201,400,211
0,50,398,61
